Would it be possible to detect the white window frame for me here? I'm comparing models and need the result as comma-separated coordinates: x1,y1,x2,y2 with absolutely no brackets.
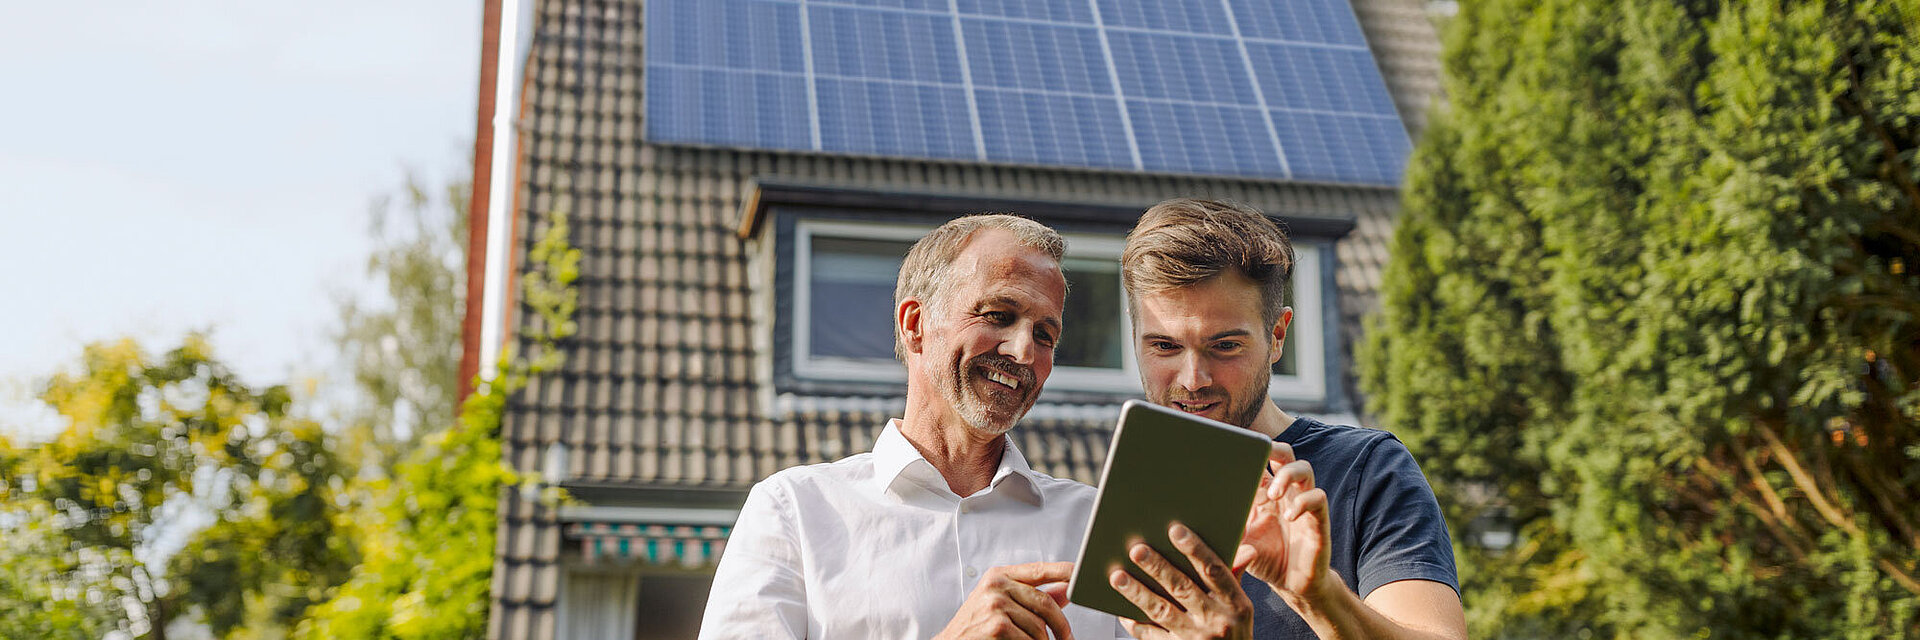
791,219,922,384
1268,243,1326,402
790,218,1326,402
1043,234,1140,394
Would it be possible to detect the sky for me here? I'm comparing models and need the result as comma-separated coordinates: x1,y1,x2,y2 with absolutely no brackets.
0,1,482,440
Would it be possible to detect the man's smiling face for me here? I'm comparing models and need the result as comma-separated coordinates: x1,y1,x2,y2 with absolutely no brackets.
1131,271,1288,429
914,228,1066,436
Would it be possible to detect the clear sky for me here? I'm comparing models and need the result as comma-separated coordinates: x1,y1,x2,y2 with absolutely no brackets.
0,1,482,439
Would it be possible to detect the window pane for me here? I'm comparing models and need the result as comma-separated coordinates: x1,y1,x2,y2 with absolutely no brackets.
634,573,713,640
1058,257,1123,369
808,236,912,361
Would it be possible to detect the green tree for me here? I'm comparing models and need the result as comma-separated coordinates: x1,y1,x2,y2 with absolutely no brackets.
0,337,356,640
299,209,577,639
1360,0,1920,637
0,433,117,639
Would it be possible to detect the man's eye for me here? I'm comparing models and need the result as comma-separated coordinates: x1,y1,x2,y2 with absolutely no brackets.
1035,330,1057,348
983,311,1012,324
1150,341,1179,352
1214,341,1243,352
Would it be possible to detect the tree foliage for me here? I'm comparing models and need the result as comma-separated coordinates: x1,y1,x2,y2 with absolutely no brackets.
298,209,578,639
0,337,355,640
332,172,471,458
1360,0,1920,637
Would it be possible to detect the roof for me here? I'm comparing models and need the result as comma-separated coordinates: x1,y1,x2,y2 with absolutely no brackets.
484,0,1442,637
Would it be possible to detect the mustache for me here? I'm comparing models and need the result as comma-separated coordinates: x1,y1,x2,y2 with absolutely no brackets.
970,355,1036,388
1162,389,1225,404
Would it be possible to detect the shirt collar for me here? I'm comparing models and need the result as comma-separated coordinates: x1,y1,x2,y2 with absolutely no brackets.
872,419,1045,506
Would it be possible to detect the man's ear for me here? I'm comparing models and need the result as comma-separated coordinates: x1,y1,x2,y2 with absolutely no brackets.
898,298,925,354
1268,306,1294,365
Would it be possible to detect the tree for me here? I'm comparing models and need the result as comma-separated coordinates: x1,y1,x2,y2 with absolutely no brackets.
299,209,577,640
0,337,356,640
1359,0,1920,637
0,433,117,639
331,171,470,459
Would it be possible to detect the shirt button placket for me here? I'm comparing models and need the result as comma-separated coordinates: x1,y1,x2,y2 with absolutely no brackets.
956,498,980,588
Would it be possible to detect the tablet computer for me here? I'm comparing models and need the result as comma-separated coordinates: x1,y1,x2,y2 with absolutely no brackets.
1066,399,1272,621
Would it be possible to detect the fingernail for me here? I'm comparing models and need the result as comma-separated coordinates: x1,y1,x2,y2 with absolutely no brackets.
1169,524,1190,542
1130,544,1149,561
1110,570,1130,587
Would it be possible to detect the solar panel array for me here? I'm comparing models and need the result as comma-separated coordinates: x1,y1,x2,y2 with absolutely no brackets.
645,0,1410,184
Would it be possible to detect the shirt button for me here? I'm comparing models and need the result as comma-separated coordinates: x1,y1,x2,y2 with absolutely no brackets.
959,502,972,513
965,566,978,578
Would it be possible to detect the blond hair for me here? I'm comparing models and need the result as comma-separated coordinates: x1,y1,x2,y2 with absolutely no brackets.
1121,198,1295,327
894,214,1066,360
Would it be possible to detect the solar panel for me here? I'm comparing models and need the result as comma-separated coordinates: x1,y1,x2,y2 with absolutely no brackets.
644,0,1411,185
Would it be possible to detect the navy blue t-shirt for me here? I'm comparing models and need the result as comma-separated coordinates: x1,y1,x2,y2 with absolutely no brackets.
1242,416,1458,638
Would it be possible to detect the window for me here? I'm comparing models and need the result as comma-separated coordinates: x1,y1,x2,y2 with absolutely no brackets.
789,218,1327,402
1269,245,1326,400
791,221,920,383
556,569,716,640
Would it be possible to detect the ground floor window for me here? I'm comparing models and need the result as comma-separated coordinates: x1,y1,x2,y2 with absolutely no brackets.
559,568,714,640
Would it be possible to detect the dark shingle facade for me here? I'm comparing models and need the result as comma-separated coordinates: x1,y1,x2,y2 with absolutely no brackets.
482,1,1443,637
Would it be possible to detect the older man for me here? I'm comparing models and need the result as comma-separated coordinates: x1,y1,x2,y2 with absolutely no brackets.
700,215,1125,639
1108,199,1466,640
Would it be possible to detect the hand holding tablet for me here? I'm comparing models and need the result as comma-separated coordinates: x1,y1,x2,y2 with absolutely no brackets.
1066,400,1273,622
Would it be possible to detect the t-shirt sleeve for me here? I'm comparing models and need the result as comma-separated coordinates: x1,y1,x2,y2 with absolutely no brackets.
698,477,809,639
1353,435,1459,598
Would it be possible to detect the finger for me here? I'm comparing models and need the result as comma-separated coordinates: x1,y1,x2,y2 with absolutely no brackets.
1168,522,1236,595
993,561,1077,587
1036,581,1070,608
1268,460,1315,499
1286,487,1330,526
996,598,1052,640
1267,441,1296,468
1232,544,1255,573
1129,540,1205,607
1119,618,1176,640
1002,578,1076,640
1109,567,1183,628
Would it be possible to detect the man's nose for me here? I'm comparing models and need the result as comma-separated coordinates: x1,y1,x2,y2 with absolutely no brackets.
1175,352,1211,391
999,327,1036,364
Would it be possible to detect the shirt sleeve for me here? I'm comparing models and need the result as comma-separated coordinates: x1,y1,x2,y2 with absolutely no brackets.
698,477,810,639
1352,436,1460,598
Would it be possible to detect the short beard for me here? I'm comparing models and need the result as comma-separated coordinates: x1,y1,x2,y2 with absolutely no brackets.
1152,376,1269,430
937,354,1036,436
1226,386,1265,430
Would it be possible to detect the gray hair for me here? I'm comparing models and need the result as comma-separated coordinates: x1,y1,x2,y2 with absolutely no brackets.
894,214,1066,360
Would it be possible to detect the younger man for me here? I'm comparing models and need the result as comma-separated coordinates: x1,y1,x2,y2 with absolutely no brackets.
1110,199,1465,640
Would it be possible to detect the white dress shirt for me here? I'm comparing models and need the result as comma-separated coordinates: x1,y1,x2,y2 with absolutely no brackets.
699,419,1128,639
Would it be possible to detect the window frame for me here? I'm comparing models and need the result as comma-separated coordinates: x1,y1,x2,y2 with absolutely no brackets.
789,219,924,384
787,217,1328,403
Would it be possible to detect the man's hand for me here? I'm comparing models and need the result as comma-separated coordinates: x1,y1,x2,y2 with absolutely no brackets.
1233,442,1334,597
935,561,1077,640
1106,523,1253,640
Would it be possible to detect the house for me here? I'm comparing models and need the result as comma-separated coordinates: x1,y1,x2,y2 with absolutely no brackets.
457,0,1445,637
